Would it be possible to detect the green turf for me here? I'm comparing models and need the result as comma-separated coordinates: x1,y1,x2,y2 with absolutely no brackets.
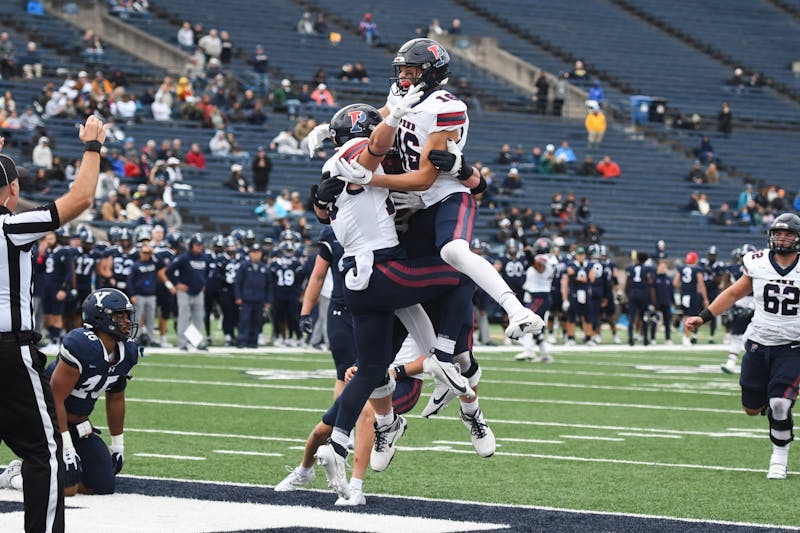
6,333,799,527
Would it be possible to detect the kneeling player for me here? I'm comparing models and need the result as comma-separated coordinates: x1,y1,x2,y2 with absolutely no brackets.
49,288,139,495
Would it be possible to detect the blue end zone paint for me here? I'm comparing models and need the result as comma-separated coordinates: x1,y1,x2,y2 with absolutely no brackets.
115,477,796,532
0,502,23,513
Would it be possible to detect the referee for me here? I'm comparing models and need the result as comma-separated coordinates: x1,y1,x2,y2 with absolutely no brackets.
0,116,106,533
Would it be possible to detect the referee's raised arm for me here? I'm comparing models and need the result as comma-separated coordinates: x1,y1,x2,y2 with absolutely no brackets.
54,116,107,224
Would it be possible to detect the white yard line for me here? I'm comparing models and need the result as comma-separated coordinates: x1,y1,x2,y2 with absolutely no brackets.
134,453,206,461
617,433,684,439
560,435,625,442
212,450,284,457
136,377,333,392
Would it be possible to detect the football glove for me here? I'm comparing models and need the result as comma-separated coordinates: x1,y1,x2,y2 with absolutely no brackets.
429,139,472,180
316,171,346,203
299,314,313,335
386,83,424,128
62,432,81,487
562,300,570,313
109,434,124,474
389,191,425,212
333,157,373,185
306,123,331,157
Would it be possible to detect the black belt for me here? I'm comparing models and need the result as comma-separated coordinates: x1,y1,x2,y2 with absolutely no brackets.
0,331,42,344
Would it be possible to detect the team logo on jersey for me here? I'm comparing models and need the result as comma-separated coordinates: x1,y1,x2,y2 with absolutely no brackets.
348,110,366,134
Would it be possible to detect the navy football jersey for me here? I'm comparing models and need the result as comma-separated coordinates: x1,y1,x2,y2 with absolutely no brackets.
498,254,527,293
626,263,655,297
46,327,138,417
567,260,593,298
317,226,345,306
75,248,102,291
653,272,673,306
268,256,305,300
112,247,139,292
679,265,703,295
43,245,74,289
590,261,605,299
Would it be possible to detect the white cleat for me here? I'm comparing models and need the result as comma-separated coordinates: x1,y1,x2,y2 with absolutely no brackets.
0,460,22,490
423,356,474,399
461,408,495,458
335,487,366,506
274,466,315,492
420,379,458,418
546,334,557,344
514,351,536,361
720,360,739,375
314,444,350,499
767,458,788,480
612,334,622,344
505,309,544,340
370,415,407,472
539,353,554,363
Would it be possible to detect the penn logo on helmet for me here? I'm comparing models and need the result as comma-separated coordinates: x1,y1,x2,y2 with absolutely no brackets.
348,110,366,134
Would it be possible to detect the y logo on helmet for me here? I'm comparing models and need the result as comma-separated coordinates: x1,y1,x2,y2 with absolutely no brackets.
93,290,111,307
348,110,366,134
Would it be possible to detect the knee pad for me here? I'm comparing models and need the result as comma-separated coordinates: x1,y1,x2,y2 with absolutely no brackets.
453,351,481,388
768,397,794,447
439,239,470,270
370,373,396,399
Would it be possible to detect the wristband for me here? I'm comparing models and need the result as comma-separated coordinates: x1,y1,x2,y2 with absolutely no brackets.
164,281,175,290
698,308,714,324
385,114,401,129
111,433,124,448
393,365,407,380
470,176,487,196
367,145,387,158
75,420,93,438
84,140,103,153
62,430,74,450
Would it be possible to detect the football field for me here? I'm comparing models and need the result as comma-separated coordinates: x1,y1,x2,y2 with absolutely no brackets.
2,338,800,532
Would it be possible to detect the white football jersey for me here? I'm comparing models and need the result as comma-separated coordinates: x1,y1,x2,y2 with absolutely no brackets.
523,254,558,293
742,250,800,345
323,138,398,257
394,335,424,379
386,88,470,207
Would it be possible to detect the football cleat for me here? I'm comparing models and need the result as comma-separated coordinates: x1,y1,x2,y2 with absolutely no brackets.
514,351,536,361
505,309,544,340
767,456,788,480
422,356,474,399
335,487,366,506
370,414,407,472
720,360,739,375
0,460,22,490
461,408,496,458
420,379,458,418
274,465,315,492
314,444,350,499
539,353,554,363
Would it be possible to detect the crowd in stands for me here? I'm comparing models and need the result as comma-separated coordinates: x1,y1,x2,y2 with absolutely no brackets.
685,182,790,231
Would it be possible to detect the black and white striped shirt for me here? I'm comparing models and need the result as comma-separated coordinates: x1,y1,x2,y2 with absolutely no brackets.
0,203,60,332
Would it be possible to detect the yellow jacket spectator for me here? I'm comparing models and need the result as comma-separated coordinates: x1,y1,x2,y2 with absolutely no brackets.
585,104,606,148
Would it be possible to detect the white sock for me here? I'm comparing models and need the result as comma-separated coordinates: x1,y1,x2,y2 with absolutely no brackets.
298,464,314,476
772,443,790,460
440,239,523,316
461,399,479,416
375,410,394,428
349,477,363,491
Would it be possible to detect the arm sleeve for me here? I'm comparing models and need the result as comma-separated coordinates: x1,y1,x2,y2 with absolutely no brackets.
3,203,60,247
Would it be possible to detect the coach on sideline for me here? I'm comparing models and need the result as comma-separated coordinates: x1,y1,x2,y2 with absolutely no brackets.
0,115,106,533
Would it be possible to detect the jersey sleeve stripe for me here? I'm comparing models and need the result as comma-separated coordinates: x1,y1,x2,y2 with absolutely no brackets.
59,345,82,373
339,139,370,162
436,112,467,126
4,203,60,245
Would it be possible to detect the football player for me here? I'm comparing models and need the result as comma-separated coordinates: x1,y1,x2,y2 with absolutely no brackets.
40,228,74,350
48,288,138,495
674,251,709,346
685,214,800,479
268,240,305,347
652,260,674,344
701,245,726,343
719,244,757,374
561,247,596,345
494,238,528,341
625,252,656,346
516,238,557,361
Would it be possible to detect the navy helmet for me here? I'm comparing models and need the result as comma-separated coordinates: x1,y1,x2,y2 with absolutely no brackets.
391,38,450,94
82,288,138,341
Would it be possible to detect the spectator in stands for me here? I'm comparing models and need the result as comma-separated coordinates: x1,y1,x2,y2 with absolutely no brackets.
151,95,171,121
251,146,272,192
176,77,195,104
4,110,20,130
527,146,542,168
198,29,222,62
225,132,249,163
359,13,379,46
186,47,206,82
27,0,44,15
713,202,735,225
705,162,719,184
80,30,104,63
498,143,512,165
110,69,127,90
160,200,182,232
0,33,16,79
686,160,705,185
310,84,335,107
588,80,604,105
582,222,604,245
101,191,124,222
30,168,49,194
694,135,714,164
737,205,754,226
272,79,301,119
717,101,733,137
534,73,549,114
165,157,183,184
32,136,52,169
219,31,233,65
511,144,525,164
177,21,194,51
270,130,304,156
686,191,701,214
449,18,462,34
428,18,446,36
185,143,206,169
696,193,710,216
793,191,800,212
297,12,315,35
585,102,606,148
538,145,556,175
571,60,588,80
92,71,113,98
112,93,137,121
596,155,620,179
737,184,753,211
553,71,568,116
208,130,230,157
729,67,745,93
770,187,786,211
579,155,600,177
126,192,146,223
314,13,328,34
254,192,286,224
250,44,270,96
500,167,523,196
171,138,184,161
576,196,591,226
20,42,42,79
224,164,252,193
555,140,577,172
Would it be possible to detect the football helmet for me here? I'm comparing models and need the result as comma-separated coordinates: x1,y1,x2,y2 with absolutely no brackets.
244,229,256,245
224,236,237,253
108,226,122,245
278,240,295,257
135,224,152,243
55,226,70,244
82,288,138,341
119,227,132,247
213,234,225,252
685,251,698,265
588,244,602,260
707,245,718,258
329,103,382,148
534,238,552,255
505,238,519,258
262,237,274,251
768,213,800,254
187,233,204,250
166,232,184,250
391,38,450,94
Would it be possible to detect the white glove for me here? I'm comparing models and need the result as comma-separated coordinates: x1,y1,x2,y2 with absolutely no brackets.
390,191,425,212
110,433,124,474
334,157,373,185
386,83,424,128
562,300,570,313
306,123,331,157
